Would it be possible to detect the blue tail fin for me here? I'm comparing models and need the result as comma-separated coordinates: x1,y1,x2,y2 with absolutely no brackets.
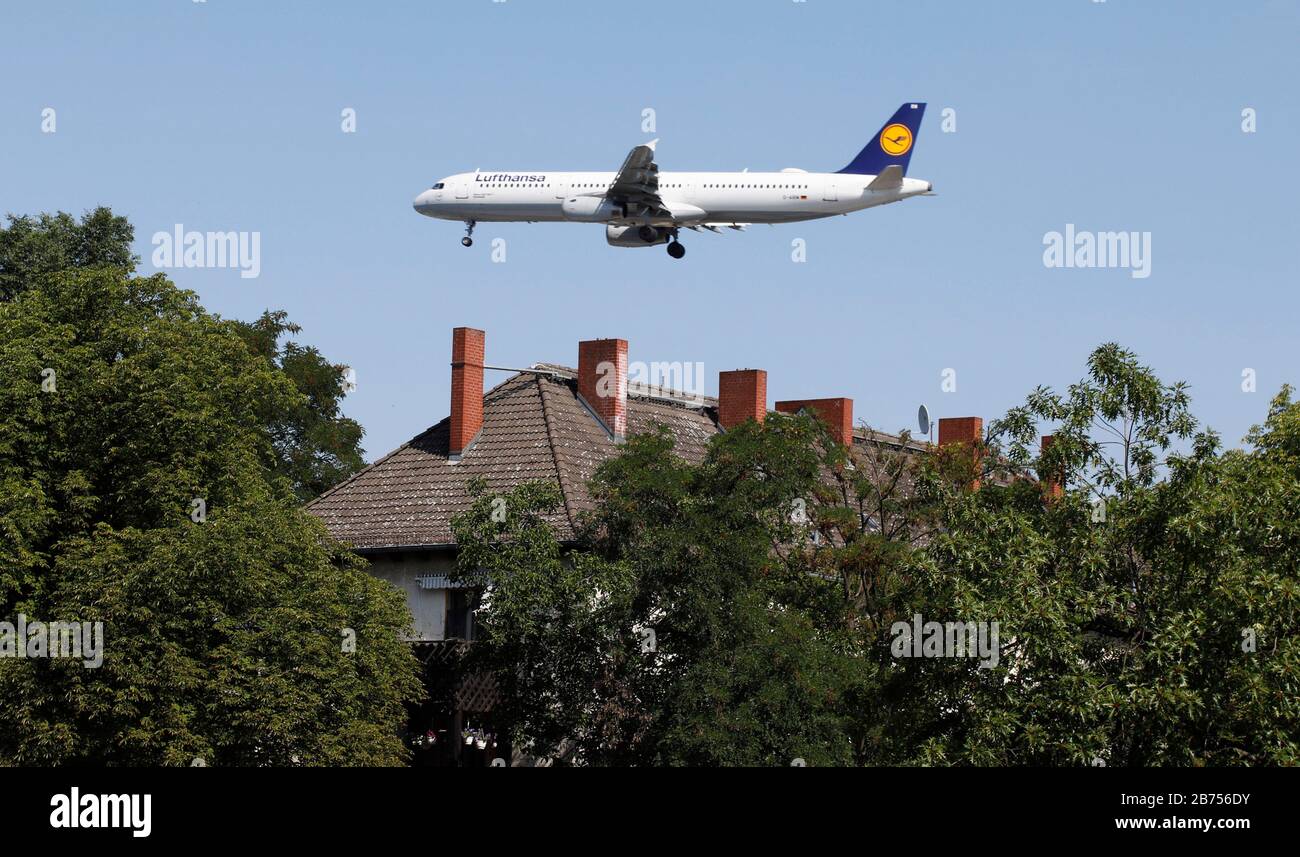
837,103,926,175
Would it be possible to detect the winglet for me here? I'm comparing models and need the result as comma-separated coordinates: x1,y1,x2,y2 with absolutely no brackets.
866,165,904,191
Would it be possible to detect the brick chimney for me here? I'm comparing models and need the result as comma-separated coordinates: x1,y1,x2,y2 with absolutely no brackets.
1040,435,1063,501
578,338,628,441
718,369,767,429
938,416,983,490
449,327,485,460
775,397,854,447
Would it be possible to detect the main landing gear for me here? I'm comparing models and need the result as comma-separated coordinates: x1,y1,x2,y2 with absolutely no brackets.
665,228,685,260
461,220,476,247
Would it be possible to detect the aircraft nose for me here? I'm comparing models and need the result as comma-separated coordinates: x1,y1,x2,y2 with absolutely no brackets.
413,189,437,216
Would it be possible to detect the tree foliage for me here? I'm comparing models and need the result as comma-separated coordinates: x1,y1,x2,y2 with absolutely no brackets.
453,420,870,766
454,345,1299,766
233,311,365,501
1,209,367,499
0,217,419,765
0,207,137,301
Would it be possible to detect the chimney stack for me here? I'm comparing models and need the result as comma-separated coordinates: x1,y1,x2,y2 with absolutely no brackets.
578,338,628,441
449,327,485,460
718,369,768,430
938,416,983,490
1040,435,1063,501
775,397,854,447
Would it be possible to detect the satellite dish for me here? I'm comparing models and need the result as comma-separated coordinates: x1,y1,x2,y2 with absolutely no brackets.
917,404,931,436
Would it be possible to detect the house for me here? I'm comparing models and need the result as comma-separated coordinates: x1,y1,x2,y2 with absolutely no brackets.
307,327,986,764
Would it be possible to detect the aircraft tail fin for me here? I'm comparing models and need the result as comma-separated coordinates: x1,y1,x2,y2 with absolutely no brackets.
837,103,926,176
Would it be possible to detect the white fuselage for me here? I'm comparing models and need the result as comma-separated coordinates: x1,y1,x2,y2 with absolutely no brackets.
413,170,932,227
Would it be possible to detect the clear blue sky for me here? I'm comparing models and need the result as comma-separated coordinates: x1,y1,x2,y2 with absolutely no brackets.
3,0,1297,461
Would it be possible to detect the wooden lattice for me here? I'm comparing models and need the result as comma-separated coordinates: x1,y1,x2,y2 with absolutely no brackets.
414,641,500,714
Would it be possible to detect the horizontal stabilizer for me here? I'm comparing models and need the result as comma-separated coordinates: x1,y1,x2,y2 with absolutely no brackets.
866,165,904,191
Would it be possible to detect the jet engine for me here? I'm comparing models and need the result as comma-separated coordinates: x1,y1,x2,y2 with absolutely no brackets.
606,224,669,247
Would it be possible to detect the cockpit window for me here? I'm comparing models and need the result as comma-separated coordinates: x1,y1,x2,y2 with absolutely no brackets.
432,182,445,190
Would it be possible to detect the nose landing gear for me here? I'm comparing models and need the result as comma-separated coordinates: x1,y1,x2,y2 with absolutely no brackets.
461,220,476,247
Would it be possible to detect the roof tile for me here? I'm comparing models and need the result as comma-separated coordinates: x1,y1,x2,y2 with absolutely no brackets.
308,370,720,550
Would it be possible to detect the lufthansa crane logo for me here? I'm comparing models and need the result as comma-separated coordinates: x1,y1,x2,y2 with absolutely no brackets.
879,124,913,156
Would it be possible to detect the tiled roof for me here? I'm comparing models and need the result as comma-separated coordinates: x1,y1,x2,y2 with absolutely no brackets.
307,368,721,550
308,364,933,552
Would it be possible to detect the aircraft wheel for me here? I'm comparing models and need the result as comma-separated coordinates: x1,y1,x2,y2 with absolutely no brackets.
638,225,658,243
461,237,473,248
666,241,685,259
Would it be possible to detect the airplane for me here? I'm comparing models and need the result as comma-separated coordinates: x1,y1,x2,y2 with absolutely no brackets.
412,103,931,259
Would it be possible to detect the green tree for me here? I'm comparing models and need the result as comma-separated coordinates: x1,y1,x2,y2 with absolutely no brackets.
1,209,367,499
0,208,137,300
234,311,365,501
453,419,871,766
453,344,1299,766
897,344,1300,765
0,266,421,765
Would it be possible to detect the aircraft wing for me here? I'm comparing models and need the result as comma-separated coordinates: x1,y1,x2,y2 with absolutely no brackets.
606,140,672,220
